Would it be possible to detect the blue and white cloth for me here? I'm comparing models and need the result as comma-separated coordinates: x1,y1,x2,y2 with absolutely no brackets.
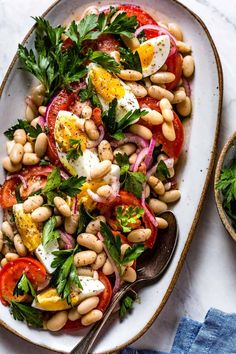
121,308,236,354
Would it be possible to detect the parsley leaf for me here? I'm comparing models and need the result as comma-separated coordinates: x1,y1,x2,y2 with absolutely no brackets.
116,109,148,131
102,98,118,134
43,167,61,194
136,29,147,44
77,203,94,234
88,50,121,73
216,162,236,223
116,153,146,198
39,159,50,166
104,12,137,38
156,160,170,179
116,205,144,233
79,77,101,108
59,176,86,197
111,131,126,140
42,216,60,246
122,244,144,264
13,274,36,298
119,295,134,321
119,47,142,73
4,119,42,140
76,15,100,44
66,139,83,161
15,185,23,203
9,301,43,328
100,222,121,267
51,246,82,304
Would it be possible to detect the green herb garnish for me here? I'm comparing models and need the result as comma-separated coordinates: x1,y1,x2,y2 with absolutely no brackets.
116,205,144,233
4,119,42,140
13,274,36,298
42,216,60,246
119,295,134,321
156,160,170,179
119,47,142,73
9,301,43,328
66,139,83,161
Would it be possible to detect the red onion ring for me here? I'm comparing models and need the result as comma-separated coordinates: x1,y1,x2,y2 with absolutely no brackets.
146,163,158,179
38,115,45,128
59,230,75,249
6,174,28,189
72,196,78,214
183,78,191,97
132,147,149,172
97,232,121,296
111,133,148,149
60,170,70,180
87,125,105,148
37,276,51,291
144,137,156,169
87,178,120,203
141,191,158,227
164,158,174,169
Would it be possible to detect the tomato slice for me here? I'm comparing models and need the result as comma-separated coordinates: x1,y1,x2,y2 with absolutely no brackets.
165,52,183,91
0,257,47,306
118,4,157,26
138,97,184,159
46,90,75,165
0,165,53,208
96,34,120,53
63,272,112,330
98,190,157,248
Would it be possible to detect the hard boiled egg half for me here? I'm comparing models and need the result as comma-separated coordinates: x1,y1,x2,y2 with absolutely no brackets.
87,63,139,122
136,35,170,77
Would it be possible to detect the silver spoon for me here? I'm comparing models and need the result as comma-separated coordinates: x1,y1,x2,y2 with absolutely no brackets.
71,211,178,354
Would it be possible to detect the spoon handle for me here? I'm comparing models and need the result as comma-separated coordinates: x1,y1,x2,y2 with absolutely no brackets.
71,283,132,354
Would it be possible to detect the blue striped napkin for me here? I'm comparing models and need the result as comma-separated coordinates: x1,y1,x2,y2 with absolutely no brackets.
121,308,236,354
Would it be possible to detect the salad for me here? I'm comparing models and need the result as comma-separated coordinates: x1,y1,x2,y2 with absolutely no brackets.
0,4,194,332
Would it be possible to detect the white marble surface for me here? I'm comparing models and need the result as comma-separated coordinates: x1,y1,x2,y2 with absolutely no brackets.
0,0,236,353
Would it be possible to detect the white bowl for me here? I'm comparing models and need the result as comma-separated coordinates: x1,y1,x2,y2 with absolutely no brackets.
0,0,223,353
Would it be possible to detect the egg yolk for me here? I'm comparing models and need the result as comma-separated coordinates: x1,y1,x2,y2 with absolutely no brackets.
90,66,125,102
136,43,155,68
77,180,106,210
55,115,87,152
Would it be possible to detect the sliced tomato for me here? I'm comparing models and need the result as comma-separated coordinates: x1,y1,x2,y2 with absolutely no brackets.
46,90,75,165
0,165,53,208
118,4,157,26
96,34,120,52
99,190,157,248
165,52,183,90
138,97,184,159
0,257,47,306
63,272,112,330
92,107,102,126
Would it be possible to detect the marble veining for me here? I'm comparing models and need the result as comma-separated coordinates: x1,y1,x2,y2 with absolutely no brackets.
0,0,236,353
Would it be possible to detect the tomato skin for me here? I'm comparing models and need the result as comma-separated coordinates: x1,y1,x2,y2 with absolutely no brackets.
0,166,53,208
118,4,157,26
46,90,75,165
63,272,112,331
138,97,184,159
92,107,102,126
0,257,47,306
165,52,183,91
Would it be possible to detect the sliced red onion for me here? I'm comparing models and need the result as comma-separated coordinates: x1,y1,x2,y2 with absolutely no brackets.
164,158,174,169
144,137,156,169
97,232,121,296
72,196,78,214
87,178,120,204
146,163,157,179
141,191,158,227
87,189,105,203
6,174,28,189
132,147,149,172
59,230,75,249
60,170,70,180
111,133,148,149
38,115,45,128
87,125,105,148
164,182,172,191
37,276,51,291
183,78,191,97
25,95,38,114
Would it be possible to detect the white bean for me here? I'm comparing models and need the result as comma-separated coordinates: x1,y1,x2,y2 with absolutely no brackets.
1,221,14,241
81,105,92,120
150,72,175,84
1,258,8,267
85,119,99,141
85,216,106,235
162,109,174,123
13,129,27,145
23,142,34,153
176,97,192,117
30,117,40,128
114,143,136,157
162,122,176,142
121,34,140,50
0,231,3,253
176,41,191,54
182,55,195,78
156,217,168,229
126,82,147,98
117,69,142,81
149,198,168,214
74,250,97,267
172,89,186,104
46,311,68,332
2,157,22,172
38,106,46,116
122,267,137,283
159,190,181,203
64,214,79,234
129,124,152,140
77,233,103,253
160,98,172,111
6,140,15,155
129,153,137,164
22,153,40,165
98,140,113,161
5,253,19,261
54,196,71,217
25,105,36,122
31,206,52,222
91,251,107,270
90,160,112,180
68,308,81,321
9,143,24,164
31,84,45,106
23,195,44,213
148,86,174,103
127,228,151,243
81,309,103,326
102,258,114,275
13,234,27,256
77,296,100,315
141,108,163,125
120,244,134,267
35,133,48,158
77,267,94,277
168,23,183,41
148,176,165,195
96,185,113,199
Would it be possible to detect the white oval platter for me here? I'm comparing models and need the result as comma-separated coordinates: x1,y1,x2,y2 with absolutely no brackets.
0,0,222,353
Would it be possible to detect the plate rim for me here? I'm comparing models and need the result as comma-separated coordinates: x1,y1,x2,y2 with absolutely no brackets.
0,0,223,353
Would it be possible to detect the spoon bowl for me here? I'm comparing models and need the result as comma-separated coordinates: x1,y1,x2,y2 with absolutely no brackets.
71,211,178,354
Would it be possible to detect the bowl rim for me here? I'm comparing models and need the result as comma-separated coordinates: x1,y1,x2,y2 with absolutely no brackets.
214,131,236,241
0,0,223,353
